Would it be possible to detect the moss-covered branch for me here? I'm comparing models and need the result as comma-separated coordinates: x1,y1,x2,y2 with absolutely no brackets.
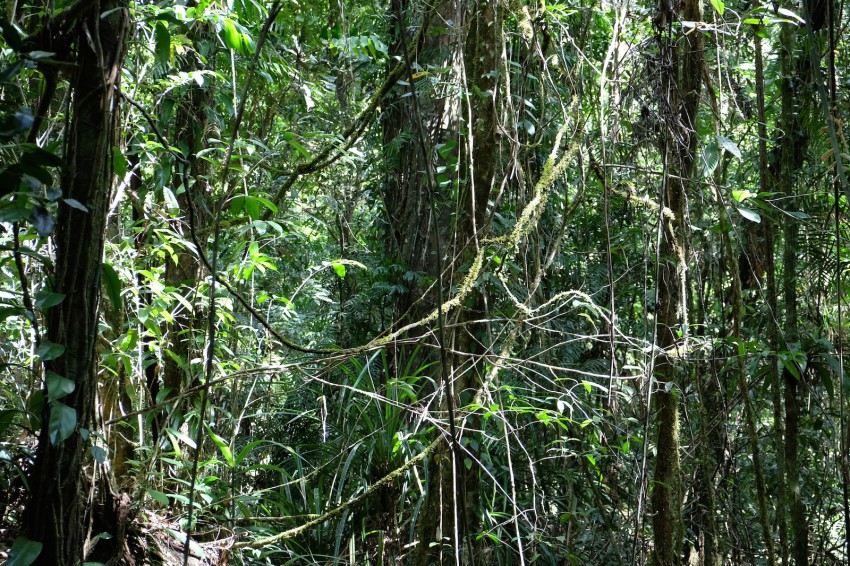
232,439,441,549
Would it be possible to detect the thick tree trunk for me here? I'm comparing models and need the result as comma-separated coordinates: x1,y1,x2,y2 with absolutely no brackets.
651,0,703,563
381,1,460,562
382,0,446,304
23,1,129,564
411,2,502,564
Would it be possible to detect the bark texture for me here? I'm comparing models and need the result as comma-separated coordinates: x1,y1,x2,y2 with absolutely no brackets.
651,0,703,563
23,1,129,564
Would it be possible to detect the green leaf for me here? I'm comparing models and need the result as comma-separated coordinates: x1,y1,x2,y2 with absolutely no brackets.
112,146,127,178
819,365,834,399
147,489,170,505
0,205,31,223
701,142,719,178
27,390,42,430
781,357,800,380
710,0,724,15
27,51,56,61
155,22,170,66
716,135,742,160
736,206,761,223
91,445,107,463
776,6,805,23
0,60,24,83
6,537,42,566
165,427,197,449
49,401,76,444
206,425,234,467
731,189,754,203
46,371,75,402
21,144,63,167
331,261,346,278
102,263,122,313
283,132,312,159
63,198,88,212
253,196,278,214
35,290,65,310
195,0,211,17
38,340,65,361
221,18,240,50
245,196,260,221
235,439,272,466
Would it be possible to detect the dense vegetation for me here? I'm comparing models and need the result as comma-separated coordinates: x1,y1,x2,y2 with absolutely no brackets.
0,0,848,564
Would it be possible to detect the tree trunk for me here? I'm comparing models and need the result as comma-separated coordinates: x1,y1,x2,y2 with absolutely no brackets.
23,1,129,564
651,0,703,563
381,1,460,561
778,15,808,565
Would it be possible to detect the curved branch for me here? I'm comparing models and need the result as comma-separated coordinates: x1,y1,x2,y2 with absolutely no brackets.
231,438,442,549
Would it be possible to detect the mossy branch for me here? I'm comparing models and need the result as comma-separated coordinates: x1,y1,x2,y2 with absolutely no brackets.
231,439,441,549
373,108,583,347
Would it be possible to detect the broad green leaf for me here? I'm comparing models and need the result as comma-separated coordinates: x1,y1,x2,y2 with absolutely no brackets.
38,340,65,361
436,140,458,159
253,196,278,214
710,0,724,15
63,198,88,212
819,365,835,399
781,357,800,380
46,371,75,402
716,135,742,160
13,106,33,132
0,205,31,223
155,22,170,66
701,142,719,178
283,132,312,159
21,144,63,167
162,187,179,212
245,196,260,220
229,194,246,216
195,0,211,17
147,489,170,505
221,18,240,50
27,390,42,430
112,146,127,178
736,206,761,223
49,401,76,444
6,537,42,566
27,51,57,61
331,261,346,278
35,290,65,310
91,444,107,463
732,189,754,202
102,263,122,313
0,60,24,83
